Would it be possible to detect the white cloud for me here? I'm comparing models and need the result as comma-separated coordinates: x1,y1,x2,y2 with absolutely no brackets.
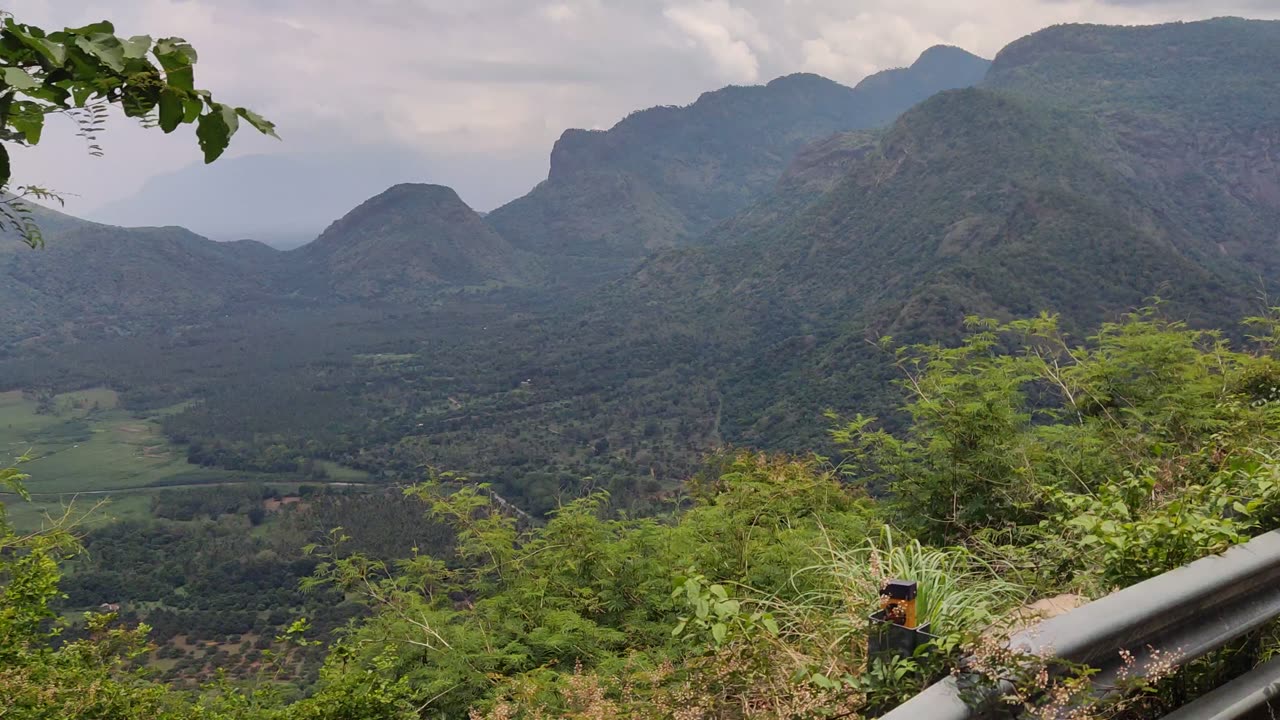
801,12,948,80
543,3,578,23
663,0,770,82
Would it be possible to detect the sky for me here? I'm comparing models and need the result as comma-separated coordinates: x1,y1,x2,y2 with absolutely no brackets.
13,0,1280,238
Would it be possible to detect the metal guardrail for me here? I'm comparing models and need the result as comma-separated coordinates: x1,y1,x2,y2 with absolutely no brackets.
879,530,1280,720
1159,655,1280,720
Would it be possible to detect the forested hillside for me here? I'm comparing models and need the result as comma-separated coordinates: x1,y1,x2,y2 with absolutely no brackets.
0,203,285,348
136,16,1276,505
985,18,1280,276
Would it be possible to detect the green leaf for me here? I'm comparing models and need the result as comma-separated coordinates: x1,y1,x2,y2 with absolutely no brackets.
10,27,68,65
3,67,40,90
68,21,116,35
715,599,740,618
196,103,239,163
684,578,698,603
70,84,94,107
153,37,197,91
11,107,44,145
166,65,195,93
709,584,728,601
26,84,69,106
711,622,726,644
154,37,198,65
0,143,10,188
1069,515,1096,531
37,38,68,65
694,597,709,620
182,97,203,123
236,106,279,139
75,35,126,72
762,616,780,635
122,35,152,59
158,88,184,133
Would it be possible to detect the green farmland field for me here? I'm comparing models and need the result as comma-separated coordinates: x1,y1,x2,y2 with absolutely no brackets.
1,388,373,532
1,388,235,495
1,388,240,531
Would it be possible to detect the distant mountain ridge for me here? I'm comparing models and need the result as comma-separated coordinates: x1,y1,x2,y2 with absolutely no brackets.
1,182,545,348
985,18,1280,278
2,42,995,343
580,17,1280,451
485,45,991,282
0,202,284,348
87,147,550,249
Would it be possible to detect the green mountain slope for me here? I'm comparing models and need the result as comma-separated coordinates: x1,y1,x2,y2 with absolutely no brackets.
0,204,283,349
295,183,538,300
0,181,540,350
984,18,1280,277
635,88,1244,330
611,18,1280,451
646,87,1258,448
485,46,991,283
312,17,1280,501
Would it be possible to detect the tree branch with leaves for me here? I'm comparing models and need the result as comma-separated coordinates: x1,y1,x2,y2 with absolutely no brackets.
0,11,277,247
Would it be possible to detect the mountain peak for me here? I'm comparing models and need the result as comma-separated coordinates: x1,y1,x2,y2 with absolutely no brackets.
913,45,988,68
548,128,609,181
764,72,846,90
311,182,482,237
367,182,468,206
493,48,990,276
298,183,531,299
853,45,990,95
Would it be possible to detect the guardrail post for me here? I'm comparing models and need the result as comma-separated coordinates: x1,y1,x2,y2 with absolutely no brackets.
869,579,934,659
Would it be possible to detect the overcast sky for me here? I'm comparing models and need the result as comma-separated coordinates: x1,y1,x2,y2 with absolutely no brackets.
15,0,1280,219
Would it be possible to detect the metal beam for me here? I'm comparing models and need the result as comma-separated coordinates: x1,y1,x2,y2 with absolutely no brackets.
1158,656,1280,720
878,530,1280,720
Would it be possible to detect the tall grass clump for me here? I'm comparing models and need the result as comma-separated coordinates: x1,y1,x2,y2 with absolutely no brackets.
779,526,1027,645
